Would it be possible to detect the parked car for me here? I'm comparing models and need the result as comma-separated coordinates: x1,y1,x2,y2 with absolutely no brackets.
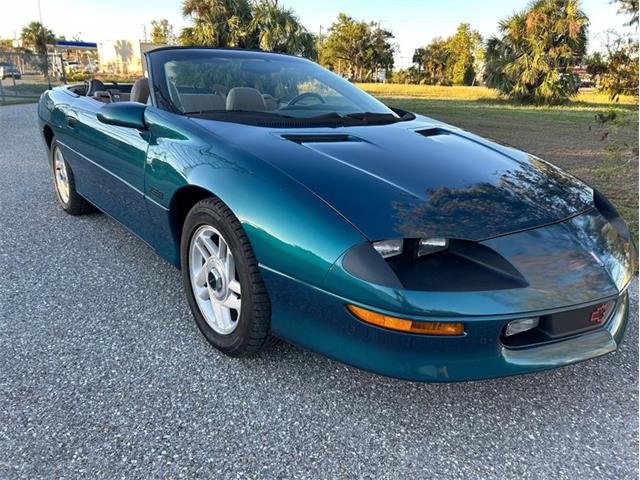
82,60,99,73
63,61,82,74
0,62,21,79
561,72,582,93
580,79,596,89
37,48,636,381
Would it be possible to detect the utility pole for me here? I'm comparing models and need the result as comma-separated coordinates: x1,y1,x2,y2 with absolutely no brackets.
142,24,148,43
37,0,52,89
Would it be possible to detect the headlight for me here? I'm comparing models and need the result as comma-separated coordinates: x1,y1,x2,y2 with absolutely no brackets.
373,238,450,259
345,238,526,291
372,239,403,258
417,238,449,257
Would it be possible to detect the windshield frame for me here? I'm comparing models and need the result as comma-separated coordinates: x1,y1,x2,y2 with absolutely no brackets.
145,47,400,125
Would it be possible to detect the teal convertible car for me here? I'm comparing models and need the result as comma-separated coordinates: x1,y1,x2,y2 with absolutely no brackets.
38,47,636,381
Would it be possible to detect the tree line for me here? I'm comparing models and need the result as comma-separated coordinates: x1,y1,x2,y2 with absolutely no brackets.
399,23,484,86
5,0,638,104
401,0,637,103
167,0,637,103
172,2,396,82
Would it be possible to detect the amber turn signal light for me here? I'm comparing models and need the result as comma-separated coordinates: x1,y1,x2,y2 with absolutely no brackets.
346,304,464,336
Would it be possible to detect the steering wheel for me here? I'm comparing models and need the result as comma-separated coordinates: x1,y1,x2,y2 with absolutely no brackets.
288,92,326,106
85,78,106,97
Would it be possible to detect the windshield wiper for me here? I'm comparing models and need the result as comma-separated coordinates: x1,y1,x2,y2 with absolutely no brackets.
344,112,415,123
307,112,348,121
346,112,395,119
301,112,396,125
183,109,297,118
347,111,416,122
183,109,414,127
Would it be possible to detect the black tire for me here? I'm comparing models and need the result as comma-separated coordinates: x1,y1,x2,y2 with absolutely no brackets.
180,197,273,356
50,139,96,215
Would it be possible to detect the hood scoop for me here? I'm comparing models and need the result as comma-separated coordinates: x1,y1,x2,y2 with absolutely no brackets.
415,127,450,138
281,134,357,144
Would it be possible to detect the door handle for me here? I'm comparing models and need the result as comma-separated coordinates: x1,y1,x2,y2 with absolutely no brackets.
67,116,78,128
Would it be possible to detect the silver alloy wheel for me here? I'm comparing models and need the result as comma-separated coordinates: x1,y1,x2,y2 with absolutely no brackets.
53,147,70,204
189,225,242,335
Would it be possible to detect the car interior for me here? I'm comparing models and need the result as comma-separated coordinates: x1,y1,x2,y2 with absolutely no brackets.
163,75,287,113
72,77,282,113
69,78,150,104
168,84,282,113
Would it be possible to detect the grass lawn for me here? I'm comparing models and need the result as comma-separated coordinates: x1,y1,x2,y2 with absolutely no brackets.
0,81,50,99
359,83,638,105
359,83,639,239
0,97,38,106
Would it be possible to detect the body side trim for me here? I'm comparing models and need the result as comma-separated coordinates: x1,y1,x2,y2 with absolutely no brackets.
56,140,169,211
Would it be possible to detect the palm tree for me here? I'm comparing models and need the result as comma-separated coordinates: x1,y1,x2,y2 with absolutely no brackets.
484,0,588,104
20,21,55,83
20,21,54,56
114,40,134,74
251,0,315,57
181,0,254,48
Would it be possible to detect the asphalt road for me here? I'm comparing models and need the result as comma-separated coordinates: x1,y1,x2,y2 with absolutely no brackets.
0,103,638,479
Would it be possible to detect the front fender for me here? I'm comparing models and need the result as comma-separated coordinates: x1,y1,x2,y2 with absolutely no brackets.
143,107,365,287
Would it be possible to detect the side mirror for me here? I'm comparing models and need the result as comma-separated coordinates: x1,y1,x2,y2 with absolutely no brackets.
97,102,147,129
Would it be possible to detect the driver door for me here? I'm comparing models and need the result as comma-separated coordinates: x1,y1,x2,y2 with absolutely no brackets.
63,94,151,232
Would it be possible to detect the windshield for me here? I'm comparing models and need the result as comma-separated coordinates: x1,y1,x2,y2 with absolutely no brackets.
147,48,398,122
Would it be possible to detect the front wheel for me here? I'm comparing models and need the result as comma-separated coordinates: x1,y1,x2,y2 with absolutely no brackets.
180,197,273,356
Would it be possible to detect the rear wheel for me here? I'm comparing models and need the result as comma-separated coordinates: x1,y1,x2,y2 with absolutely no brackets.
50,140,96,215
181,197,272,356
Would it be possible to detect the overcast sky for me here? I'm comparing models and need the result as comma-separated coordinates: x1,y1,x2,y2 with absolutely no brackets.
1,0,634,66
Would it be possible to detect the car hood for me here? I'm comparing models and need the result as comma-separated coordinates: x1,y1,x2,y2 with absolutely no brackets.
192,115,594,241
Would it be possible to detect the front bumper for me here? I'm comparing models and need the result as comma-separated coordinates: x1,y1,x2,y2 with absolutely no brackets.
262,267,631,382
262,207,635,382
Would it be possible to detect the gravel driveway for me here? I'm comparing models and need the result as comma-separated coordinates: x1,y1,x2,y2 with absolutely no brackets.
1,103,638,479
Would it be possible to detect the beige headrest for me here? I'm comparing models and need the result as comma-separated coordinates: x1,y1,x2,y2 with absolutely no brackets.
226,87,266,111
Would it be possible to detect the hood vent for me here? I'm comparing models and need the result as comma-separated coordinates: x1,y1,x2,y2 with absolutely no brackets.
415,127,449,138
281,134,354,144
